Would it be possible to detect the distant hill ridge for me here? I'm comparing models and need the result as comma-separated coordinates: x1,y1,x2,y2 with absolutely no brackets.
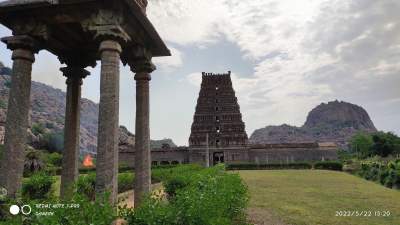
250,100,377,147
0,61,176,154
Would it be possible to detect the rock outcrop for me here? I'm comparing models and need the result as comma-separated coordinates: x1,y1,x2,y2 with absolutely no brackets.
0,62,176,154
250,100,377,147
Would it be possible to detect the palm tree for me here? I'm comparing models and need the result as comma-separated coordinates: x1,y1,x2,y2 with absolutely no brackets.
24,150,44,175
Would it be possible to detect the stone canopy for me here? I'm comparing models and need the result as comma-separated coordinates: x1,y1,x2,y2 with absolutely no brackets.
0,0,170,67
0,0,170,206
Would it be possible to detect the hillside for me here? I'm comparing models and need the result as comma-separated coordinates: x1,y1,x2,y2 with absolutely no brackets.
0,62,176,154
250,100,377,147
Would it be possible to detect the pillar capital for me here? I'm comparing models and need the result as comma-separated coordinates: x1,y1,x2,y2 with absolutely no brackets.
82,9,131,44
131,59,156,76
1,35,39,52
60,66,90,85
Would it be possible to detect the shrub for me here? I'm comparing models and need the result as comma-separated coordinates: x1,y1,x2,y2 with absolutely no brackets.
121,165,249,225
46,152,63,167
1,193,117,225
76,172,136,199
118,172,135,193
31,123,45,136
226,162,312,170
22,172,54,200
23,150,44,177
76,173,96,201
314,161,343,171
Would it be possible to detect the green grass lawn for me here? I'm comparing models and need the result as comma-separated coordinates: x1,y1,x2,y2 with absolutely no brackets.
238,170,400,225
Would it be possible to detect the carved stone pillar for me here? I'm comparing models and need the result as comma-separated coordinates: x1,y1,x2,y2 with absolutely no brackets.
60,66,89,199
130,58,155,207
0,35,37,197
95,40,122,204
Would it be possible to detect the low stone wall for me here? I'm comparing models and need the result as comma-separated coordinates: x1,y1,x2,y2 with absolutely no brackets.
119,147,190,167
119,143,339,167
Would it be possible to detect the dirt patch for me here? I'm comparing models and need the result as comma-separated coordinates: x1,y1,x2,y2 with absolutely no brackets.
247,207,289,225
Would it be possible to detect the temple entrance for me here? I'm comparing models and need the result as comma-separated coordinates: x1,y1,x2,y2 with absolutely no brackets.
213,152,224,165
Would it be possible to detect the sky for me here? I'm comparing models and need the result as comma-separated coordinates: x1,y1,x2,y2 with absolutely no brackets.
0,0,399,146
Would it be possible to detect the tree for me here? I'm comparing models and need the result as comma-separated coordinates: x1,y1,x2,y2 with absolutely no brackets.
372,132,400,157
349,132,374,158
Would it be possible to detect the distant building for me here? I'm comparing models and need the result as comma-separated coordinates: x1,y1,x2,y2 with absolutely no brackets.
119,72,338,166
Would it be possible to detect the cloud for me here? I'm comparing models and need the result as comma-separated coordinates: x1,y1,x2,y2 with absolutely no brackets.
152,46,183,72
166,0,400,135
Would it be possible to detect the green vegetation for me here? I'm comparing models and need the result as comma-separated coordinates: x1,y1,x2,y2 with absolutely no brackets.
314,161,343,171
226,161,343,171
239,170,400,225
349,132,400,158
226,162,313,170
22,172,54,200
31,122,46,136
357,160,400,189
1,193,117,225
121,164,249,225
24,150,44,177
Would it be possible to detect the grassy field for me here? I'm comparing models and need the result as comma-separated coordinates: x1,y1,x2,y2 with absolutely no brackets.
238,170,400,225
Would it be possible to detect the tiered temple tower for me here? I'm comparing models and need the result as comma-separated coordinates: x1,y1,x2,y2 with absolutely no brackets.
189,71,248,164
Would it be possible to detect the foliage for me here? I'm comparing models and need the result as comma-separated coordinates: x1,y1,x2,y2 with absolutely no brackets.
225,162,313,170
24,150,44,177
76,172,136,200
349,132,374,158
357,160,400,189
42,132,65,153
121,165,249,225
0,193,117,225
371,132,400,157
31,123,46,136
349,132,400,158
45,152,63,167
118,172,135,193
313,161,343,171
4,80,11,88
22,172,54,200
76,173,97,201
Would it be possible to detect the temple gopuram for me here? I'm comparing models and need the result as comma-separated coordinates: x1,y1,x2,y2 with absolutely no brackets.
119,71,338,167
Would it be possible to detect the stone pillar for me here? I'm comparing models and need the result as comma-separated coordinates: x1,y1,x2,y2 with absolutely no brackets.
0,36,37,197
60,66,89,199
95,40,122,204
131,59,155,207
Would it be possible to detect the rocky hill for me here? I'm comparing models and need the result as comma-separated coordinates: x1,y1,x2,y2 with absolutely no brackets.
250,100,377,147
0,62,176,154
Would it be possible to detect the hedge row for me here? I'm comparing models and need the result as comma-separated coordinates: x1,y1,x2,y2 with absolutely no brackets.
357,160,400,189
226,161,343,171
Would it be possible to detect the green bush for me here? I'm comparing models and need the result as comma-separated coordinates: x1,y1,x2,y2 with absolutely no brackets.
1,193,117,225
226,162,313,170
121,165,249,225
118,172,135,193
31,123,45,136
22,172,54,200
76,173,96,201
314,161,343,171
45,152,63,167
76,172,136,199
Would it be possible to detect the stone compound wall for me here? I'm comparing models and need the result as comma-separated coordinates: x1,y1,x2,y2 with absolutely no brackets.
118,142,338,167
